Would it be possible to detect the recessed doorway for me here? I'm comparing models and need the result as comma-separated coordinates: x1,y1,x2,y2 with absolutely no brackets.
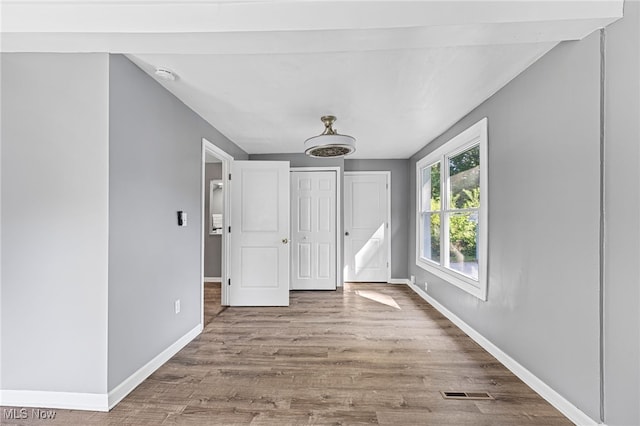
343,171,391,282
201,138,233,322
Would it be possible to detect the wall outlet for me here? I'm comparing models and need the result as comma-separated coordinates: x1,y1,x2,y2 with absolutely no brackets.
174,299,181,314
410,275,415,284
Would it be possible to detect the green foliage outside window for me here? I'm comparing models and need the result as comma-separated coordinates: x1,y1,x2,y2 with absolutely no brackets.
449,188,479,261
426,145,480,263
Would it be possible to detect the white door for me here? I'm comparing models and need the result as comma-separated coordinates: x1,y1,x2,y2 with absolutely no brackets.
344,172,390,282
291,170,337,290
229,161,290,306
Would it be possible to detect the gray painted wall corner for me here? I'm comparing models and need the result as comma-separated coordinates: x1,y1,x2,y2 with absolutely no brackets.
107,54,247,391
408,32,603,420
406,7,640,424
602,2,640,425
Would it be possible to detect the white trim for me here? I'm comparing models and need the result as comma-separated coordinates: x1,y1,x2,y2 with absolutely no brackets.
337,169,342,287
386,172,392,283
200,142,206,327
0,390,109,412
415,117,488,301
201,138,233,311
416,262,486,300
344,171,392,283
406,283,600,426
388,278,411,285
107,323,202,410
290,166,342,290
204,276,221,283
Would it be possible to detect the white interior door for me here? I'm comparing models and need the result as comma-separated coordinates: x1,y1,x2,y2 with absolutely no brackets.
291,170,337,290
229,161,290,306
344,172,390,282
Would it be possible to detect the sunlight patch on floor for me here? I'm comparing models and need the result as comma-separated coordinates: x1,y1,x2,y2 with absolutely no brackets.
355,290,401,310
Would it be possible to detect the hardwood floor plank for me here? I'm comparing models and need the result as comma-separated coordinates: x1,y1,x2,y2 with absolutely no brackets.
376,409,573,426
0,283,572,425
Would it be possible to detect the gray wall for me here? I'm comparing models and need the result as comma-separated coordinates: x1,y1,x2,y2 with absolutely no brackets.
1,53,110,393
204,163,222,278
409,33,602,419
603,2,640,425
108,54,247,390
344,159,409,279
408,7,640,424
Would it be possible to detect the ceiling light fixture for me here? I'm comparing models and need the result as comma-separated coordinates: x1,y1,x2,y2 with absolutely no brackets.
304,115,356,158
154,67,176,81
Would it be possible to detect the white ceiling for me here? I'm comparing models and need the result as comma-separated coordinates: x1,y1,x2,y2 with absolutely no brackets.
1,0,623,159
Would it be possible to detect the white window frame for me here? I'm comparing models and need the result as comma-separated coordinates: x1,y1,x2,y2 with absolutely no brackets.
416,118,488,300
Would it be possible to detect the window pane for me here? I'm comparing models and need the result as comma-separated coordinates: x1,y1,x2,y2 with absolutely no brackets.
449,145,480,210
422,213,441,262
421,162,440,212
448,211,479,280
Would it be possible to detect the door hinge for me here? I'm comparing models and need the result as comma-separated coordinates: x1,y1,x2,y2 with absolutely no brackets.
228,278,231,286
229,173,232,180
386,183,389,189
386,222,389,229
228,226,231,233
387,262,389,268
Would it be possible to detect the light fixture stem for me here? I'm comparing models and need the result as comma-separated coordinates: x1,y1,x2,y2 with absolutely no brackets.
321,115,337,135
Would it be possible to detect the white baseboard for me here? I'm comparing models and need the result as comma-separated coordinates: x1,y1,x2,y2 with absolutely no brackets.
204,277,221,283
0,323,203,412
0,390,108,412
388,278,411,285
406,283,600,426
108,323,203,410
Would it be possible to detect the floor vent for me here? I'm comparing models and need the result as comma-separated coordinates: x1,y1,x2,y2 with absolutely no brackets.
440,391,494,400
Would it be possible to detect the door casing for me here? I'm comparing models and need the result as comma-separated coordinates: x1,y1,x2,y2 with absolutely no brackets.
201,138,233,314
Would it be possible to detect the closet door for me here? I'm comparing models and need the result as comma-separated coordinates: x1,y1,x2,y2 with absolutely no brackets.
291,170,337,290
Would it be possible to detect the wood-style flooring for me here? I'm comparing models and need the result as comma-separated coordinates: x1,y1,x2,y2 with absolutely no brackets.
1,283,572,425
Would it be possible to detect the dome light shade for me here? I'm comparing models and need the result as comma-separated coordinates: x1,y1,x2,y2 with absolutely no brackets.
304,116,356,158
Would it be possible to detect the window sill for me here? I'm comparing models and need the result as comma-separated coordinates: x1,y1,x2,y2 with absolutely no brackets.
416,258,487,301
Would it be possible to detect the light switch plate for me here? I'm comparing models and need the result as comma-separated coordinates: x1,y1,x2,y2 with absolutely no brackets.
177,211,187,226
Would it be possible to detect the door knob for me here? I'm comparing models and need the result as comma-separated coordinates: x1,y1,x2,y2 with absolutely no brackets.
282,238,289,244
345,231,350,236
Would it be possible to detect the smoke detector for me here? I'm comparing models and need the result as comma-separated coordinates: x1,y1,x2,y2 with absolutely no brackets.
154,67,176,81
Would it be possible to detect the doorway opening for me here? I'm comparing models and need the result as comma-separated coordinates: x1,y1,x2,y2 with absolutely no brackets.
343,171,391,283
201,138,233,325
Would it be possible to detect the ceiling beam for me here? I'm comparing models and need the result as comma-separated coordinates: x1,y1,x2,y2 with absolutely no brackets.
1,1,624,54
1,0,623,34
0,17,620,54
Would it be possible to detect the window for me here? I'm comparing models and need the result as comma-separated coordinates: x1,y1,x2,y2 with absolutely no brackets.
416,118,488,300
